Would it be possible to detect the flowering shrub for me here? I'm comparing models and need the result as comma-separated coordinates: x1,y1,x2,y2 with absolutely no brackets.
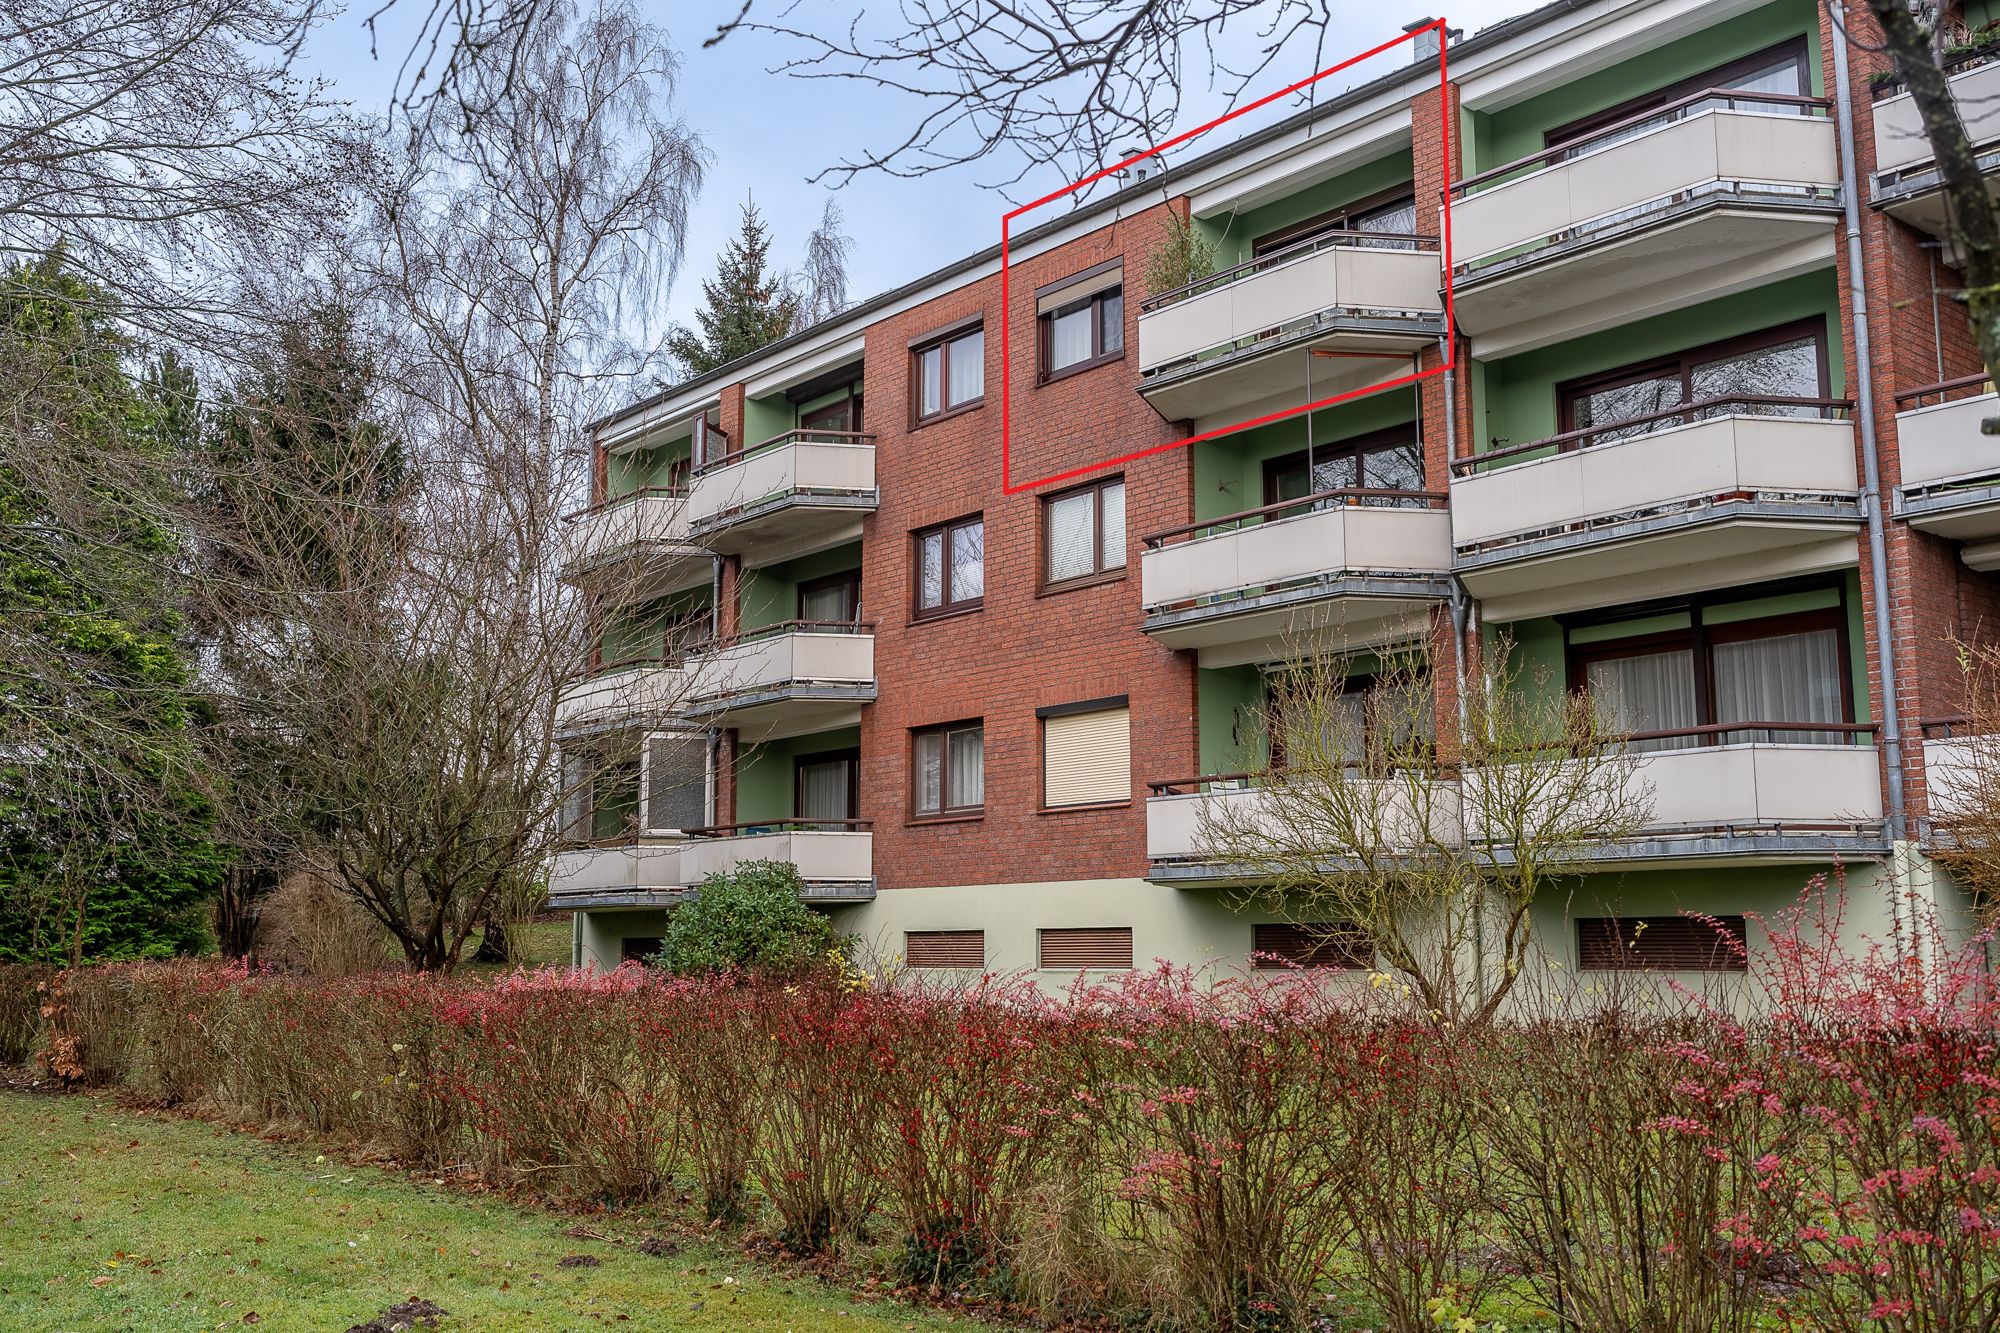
10,900,1997,1333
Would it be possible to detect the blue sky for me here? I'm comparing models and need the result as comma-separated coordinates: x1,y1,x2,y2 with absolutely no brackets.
300,1,1529,329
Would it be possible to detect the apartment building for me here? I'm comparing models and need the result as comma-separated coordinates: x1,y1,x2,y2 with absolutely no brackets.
553,0,2000,978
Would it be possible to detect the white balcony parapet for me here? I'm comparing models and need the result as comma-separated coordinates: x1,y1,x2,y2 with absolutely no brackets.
1923,732,1992,827
1451,96,1838,273
686,431,876,560
561,487,699,575
1138,232,1443,376
556,660,692,730
548,842,688,908
1892,382,2000,559
1451,403,1859,550
1873,55,2000,176
681,622,875,740
682,822,875,898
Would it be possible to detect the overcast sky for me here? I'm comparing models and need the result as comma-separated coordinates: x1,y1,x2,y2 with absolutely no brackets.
300,1,1531,330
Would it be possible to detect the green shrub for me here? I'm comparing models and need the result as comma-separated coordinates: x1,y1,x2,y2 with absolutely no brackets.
650,859,834,975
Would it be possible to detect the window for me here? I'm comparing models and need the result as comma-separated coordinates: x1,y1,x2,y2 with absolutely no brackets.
562,742,641,844
913,721,984,818
1568,585,1853,752
1035,261,1124,380
914,323,984,421
1038,926,1134,971
1251,187,1420,256
1577,916,1748,972
642,732,709,834
796,747,859,828
1262,428,1425,508
1543,39,1811,155
905,930,985,969
1042,476,1126,587
914,516,983,617
1041,698,1131,808
797,570,861,625
1267,670,1434,769
621,936,663,964
1252,922,1373,970
1557,320,1829,442
799,387,862,434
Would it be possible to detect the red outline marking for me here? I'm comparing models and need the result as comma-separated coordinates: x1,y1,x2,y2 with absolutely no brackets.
1000,20,1456,494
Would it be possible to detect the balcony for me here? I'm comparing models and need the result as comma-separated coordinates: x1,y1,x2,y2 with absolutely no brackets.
682,621,875,741
1892,377,2000,564
1871,51,2000,241
1145,727,1885,883
686,430,876,566
1450,401,1862,621
547,842,688,911
1139,491,1454,667
556,659,692,733
1136,233,1446,430
1448,93,1841,357
682,821,876,900
559,488,708,595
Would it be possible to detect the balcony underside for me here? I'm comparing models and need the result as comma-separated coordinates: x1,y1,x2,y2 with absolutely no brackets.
1451,197,1839,359
1455,504,1862,622
1137,317,1441,431
1142,576,1450,668
547,886,690,911
681,683,874,743
1898,482,2000,551
688,493,873,567
1873,160,2000,251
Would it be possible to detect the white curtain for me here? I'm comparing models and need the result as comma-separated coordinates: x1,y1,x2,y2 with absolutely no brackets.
920,345,943,416
1050,305,1092,369
1047,489,1094,581
948,727,984,809
949,330,983,404
1712,628,1844,743
1587,649,1697,751
1099,481,1126,570
915,732,944,813
798,758,852,824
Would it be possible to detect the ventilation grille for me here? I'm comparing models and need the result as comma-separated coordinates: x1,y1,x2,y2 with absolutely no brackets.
1251,922,1373,970
905,930,985,969
1577,916,1748,972
1039,926,1134,971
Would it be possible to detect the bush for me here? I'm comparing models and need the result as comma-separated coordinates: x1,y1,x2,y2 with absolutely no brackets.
651,859,835,974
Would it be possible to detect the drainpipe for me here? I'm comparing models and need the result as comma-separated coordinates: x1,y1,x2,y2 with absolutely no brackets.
1441,339,1486,1003
1829,8,1911,862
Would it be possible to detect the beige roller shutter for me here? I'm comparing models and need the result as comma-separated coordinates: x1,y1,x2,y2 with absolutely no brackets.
1035,262,1123,314
1038,927,1134,971
1043,706,1131,807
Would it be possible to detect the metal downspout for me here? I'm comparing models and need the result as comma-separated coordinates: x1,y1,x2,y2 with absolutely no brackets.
1829,9,1911,866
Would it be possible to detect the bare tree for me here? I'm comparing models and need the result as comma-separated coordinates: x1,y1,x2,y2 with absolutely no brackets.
1920,641,2000,922
1196,650,1649,1027
792,198,856,331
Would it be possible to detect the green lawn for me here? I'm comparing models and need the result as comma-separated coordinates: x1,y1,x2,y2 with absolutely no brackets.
0,1090,972,1332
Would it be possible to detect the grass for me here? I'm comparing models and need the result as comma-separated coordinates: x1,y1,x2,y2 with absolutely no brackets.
0,1089,975,1332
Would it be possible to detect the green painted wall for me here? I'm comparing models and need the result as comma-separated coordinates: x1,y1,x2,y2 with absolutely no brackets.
736,725,861,824
1472,272,1842,462
607,436,692,498
1486,573,1872,730
1199,666,1265,773
742,393,792,450
1463,0,1823,175
601,585,711,663
1194,152,1416,270
1190,387,1420,522
738,541,862,633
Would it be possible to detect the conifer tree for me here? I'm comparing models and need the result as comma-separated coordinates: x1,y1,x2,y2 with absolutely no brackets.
666,200,803,377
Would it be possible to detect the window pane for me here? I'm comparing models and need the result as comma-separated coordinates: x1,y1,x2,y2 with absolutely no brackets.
1690,335,1819,412
950,521,984,602
915,732,943,814
1586,649,1698,752
918,531,945,609
948,330,983,406
645,734,707,833
1098,290,1123,354
1049,303,1093,370
800,578,855,623
798,757,853,824
1712,626,1845,744
1574,374,1685,442
920,346,942,416
1047,489,1096,582
1355,197,1418,248
1100,481,1126,570
947,726,984,808
1362,439,1425,494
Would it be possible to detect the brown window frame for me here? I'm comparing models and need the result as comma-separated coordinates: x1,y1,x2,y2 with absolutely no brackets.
793,745,861,825
1563,582,1855,741
910,719,985,820
1250,184,1419,257
1251,921,1373,970
799,386,863,433
1577,915,1749,972
911,322,986,425
911,514,984,620
1260,424,1426,505
1543,38,1813,152
796,569,862,625
1554,317,1831,436
1037,284,1125,384
1040,474,1126,591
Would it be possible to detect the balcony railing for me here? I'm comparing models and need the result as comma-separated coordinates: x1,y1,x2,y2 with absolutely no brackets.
1873,45,2000,175
682,819,875,896
1142,488,1452,604
692,428,875,477
1141,229,1435,311
559,485,702,583
556,654,696,728
547,841,689,908
1893,374,2000,494
686,429,878,556
1450,397,1858,553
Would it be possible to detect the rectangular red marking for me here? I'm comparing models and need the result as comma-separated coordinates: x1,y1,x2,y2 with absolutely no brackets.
1000,19,1456,494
